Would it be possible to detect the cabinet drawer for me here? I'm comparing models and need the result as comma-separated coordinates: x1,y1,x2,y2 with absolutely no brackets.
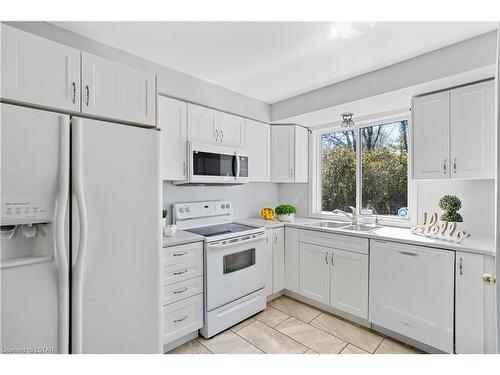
162,294,203,345
162,241,203,266
162,257,203,286
299,229,368,254
162,276,203,307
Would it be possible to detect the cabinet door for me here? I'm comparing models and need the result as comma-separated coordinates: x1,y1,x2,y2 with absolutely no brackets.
330,249,368,319
1,24,80,112
81,52,156,126
158,96,187,180
187,103,219,144
271,126,294,182
219,112,245,148
284,227,300,293
294,126,309,182
264,230,274,297
272,228,285,294
246,120,270,182
450,80,495,179
413,92,450,179
299,242,330,305
455,252,484,353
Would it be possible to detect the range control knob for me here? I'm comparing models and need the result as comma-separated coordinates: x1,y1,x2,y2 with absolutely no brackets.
226,204,230,209
179,207,184,213
186,207,190,213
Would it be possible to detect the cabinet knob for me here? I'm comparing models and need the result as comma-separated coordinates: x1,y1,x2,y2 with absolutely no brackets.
482,273,496,285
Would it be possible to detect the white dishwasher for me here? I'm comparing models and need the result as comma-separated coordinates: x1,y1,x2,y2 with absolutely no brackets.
369,240,455,353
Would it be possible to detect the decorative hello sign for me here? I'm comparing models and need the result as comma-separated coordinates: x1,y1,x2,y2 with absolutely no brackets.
411,212,471,243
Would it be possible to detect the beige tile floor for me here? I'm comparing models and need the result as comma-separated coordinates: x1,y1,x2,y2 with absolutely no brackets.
168,295,424,355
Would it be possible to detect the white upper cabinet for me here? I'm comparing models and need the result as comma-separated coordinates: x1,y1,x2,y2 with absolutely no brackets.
1,24,81,112
219,112,246,148
246,119,270,182
413,91,450,179
81,52,156,126
187,103,246,148
187,104,219,144
450,80,495,179
271,125,308,183
158,96,187,180
413,80,495,180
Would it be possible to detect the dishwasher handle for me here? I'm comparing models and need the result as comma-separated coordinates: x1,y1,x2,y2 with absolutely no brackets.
398,250,419,257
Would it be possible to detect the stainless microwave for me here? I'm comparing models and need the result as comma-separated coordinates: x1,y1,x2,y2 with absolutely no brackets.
173,142,249,185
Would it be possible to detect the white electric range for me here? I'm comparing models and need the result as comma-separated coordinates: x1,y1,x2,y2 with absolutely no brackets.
173,200,266,338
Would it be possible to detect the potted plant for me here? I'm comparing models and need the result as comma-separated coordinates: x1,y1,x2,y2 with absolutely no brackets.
275,204,297,222
439,195,463,223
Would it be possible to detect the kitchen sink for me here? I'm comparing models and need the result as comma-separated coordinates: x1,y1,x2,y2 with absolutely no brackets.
341,224,379,232
307,220,349,229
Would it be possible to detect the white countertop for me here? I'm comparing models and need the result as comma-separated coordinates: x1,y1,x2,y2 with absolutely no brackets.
162,230,204,248
236,217,496,257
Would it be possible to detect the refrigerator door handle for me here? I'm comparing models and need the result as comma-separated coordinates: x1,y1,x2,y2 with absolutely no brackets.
72,118,89,354
55,115,70,353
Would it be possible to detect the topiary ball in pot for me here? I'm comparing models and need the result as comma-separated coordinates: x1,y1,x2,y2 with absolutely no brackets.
275,204,297,222
438,195,463,223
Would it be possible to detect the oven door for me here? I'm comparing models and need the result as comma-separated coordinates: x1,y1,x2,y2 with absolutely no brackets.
205,233,266,311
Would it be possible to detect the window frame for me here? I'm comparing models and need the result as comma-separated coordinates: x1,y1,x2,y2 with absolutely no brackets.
310,113,416,228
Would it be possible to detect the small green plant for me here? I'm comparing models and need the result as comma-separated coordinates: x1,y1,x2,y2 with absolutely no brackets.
275,204,297,216
439,195,463,223
162,209,168,219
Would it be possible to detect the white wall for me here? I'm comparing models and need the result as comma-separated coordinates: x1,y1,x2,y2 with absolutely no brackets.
3,21,270,123
277,179,496,239
163,182,278,224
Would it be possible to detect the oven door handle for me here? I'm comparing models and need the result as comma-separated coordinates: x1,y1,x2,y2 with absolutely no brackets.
207,234,265,250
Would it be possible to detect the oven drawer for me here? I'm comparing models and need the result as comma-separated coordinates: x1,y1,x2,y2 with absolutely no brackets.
299,229,368,254
162,257,203,286
162,294,203,345
162,276,203,307
162,241,203,266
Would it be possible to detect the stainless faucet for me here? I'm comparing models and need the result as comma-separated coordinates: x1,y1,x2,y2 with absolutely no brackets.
333,206,357,225
366,204,382,226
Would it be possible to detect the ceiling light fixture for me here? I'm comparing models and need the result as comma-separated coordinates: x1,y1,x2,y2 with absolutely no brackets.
341,113,355,128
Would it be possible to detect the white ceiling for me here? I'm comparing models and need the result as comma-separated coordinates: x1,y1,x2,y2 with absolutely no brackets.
51,22,497,104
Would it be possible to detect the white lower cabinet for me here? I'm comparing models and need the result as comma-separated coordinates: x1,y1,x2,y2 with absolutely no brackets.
330,249,368,318
161,241,204,347
284,227,300,293
299,242,330,305
297,229,369,319
264,227,285,297
455,252,496,354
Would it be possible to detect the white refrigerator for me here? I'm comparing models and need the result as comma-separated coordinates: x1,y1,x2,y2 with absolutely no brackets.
0,103,162,354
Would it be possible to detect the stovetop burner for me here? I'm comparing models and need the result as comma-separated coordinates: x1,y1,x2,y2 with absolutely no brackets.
184,223,257,238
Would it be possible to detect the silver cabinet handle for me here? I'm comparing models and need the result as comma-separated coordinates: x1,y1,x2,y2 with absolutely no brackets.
215,129,219,142
173,287,188,294
172,251,188,257
453,158,457,174
173,269,188,275
331,253,334,266
182,162,187,176
220,130,224,142
459,257,463,275
325,252,329,265
72,82,77,104
174,315,188,323
443,159,447,174
273,232,277,244
85,85,90,106
265,236,269,244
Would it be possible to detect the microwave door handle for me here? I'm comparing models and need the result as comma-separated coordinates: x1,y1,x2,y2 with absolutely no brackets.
235,151,241,182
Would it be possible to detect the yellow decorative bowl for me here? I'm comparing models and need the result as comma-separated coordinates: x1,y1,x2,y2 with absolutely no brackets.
260,207,275,221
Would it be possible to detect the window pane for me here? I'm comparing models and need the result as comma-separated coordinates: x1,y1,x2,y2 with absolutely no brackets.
361,121,408,217
321,130,357,212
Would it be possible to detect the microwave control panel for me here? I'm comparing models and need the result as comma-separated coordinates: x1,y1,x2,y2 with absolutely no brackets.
239,156,248,178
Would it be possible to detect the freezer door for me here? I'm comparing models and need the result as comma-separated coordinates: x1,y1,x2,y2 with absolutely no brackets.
71,118,161,354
